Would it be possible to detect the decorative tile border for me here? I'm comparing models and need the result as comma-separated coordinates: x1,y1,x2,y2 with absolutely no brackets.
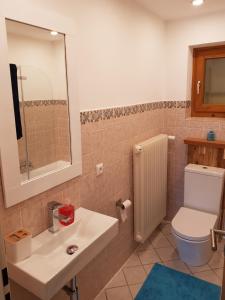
21,100,67,107
19,99,190,123
80,100,191,124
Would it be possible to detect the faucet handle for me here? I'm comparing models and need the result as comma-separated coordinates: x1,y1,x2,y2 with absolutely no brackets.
48,201,64,233
48,201,63,211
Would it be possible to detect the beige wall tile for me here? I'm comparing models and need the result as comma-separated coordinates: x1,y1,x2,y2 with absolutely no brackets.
2,101,221,300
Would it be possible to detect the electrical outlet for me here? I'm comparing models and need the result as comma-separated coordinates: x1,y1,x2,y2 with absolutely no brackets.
96,163,104,176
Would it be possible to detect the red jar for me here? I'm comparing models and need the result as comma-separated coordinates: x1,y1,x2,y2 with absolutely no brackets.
59,204,74,226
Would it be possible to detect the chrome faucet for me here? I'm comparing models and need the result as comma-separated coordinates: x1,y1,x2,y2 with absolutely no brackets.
48,201,70,233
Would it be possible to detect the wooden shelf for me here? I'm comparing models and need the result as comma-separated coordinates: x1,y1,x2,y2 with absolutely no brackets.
184,138,225,149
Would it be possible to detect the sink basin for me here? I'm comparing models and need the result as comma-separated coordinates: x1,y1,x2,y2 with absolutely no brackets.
7,208,119,300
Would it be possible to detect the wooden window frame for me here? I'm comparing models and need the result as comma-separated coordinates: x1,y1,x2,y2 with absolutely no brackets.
191,45,225,118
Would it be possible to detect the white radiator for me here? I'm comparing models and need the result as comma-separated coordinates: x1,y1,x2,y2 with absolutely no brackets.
133,134,168,243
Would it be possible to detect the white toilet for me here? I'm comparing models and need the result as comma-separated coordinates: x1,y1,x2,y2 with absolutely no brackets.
172,164,225,266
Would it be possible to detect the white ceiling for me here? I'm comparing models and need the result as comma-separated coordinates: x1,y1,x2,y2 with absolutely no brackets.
136,0,225,21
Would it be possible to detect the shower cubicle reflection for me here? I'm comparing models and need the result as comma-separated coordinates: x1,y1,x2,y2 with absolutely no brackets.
6,19,72,182
17,65,71,181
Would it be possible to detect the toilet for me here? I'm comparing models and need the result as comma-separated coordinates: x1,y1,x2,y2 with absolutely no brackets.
172,164,225,266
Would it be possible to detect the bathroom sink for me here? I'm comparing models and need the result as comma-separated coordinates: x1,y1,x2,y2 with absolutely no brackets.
7,208,119,300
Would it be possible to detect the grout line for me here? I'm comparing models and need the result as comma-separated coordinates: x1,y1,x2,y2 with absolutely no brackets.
121,268,134,299
123,264,142,269
99,224,224,299
211,268,223,283
101,248,143,299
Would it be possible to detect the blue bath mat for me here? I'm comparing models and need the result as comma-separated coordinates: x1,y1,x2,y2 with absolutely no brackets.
135,263,221,300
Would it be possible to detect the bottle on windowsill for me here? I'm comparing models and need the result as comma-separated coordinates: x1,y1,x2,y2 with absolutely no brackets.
207,130,216,141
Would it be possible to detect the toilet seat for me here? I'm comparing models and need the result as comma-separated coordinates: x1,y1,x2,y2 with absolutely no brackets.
172,207,218,242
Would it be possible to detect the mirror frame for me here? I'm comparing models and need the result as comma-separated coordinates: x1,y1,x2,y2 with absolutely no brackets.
0,6,82,207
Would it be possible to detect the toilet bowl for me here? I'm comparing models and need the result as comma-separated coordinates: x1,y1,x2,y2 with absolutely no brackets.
172,207,218,266
171,164,225,267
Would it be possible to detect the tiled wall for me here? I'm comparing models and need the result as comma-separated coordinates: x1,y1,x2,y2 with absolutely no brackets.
164,104,225,219
18,100,71,171
1,100,225,299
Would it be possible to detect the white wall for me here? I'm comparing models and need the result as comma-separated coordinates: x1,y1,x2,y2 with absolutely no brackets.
52,40,68,100
3,0,166,110
5,0,225,110
7,33,67,101
166,11,225,101
70,0,166,110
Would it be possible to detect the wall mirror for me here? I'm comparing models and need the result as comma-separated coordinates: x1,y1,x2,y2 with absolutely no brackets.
191,45,225,117
0,10,82,207
6,19,72,181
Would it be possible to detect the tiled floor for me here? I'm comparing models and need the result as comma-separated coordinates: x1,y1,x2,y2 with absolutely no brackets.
95,223,225,300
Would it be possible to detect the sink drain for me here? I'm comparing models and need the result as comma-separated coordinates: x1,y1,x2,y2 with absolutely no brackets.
67,245,79,255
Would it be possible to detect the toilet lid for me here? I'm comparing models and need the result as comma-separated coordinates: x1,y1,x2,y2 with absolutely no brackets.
172,207,218,241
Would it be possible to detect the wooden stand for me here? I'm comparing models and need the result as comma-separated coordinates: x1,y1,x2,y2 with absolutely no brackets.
184,138,225,168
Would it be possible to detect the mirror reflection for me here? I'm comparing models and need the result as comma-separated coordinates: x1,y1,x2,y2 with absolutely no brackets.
6,19,72,182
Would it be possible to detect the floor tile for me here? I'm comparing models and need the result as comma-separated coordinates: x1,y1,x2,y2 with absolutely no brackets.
106,286,132,300
209,252,224,269
106,270,127,289
135,240,153,252
123,266,147,285
94,290,107,300
166,234,177,248
150,231,171,249
137,248,161,265
165,260,190,274
102,231,224,299
143,263,155,274
124,253,142,267
194,270,221,286
187,263,211,274
160,223,172,236
216,240,225,252
156,246,179,262
129,284,142,298
213,268,224,280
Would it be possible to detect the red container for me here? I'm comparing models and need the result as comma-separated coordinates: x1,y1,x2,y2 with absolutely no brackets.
59,204,74,226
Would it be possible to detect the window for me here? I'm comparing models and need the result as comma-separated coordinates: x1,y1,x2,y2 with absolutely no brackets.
192,45,225,117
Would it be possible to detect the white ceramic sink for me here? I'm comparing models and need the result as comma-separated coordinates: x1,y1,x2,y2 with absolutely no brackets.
7,208,119,300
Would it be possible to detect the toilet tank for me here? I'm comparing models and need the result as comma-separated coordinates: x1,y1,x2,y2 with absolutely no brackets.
184,164,225,215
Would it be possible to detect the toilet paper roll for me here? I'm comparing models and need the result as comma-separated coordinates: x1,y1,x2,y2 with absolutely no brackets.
119,200,132,223
123,200,132,209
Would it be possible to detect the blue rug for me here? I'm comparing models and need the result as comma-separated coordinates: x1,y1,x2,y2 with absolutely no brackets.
135,263,221,300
